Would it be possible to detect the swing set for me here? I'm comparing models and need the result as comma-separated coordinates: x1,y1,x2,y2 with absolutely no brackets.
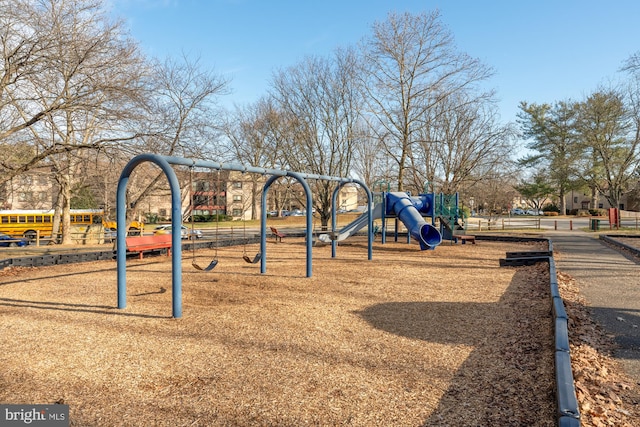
188,167,260,271
116,153,372,318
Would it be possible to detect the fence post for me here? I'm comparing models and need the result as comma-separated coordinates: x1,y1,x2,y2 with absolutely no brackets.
570,220,573,231
554,220,557,230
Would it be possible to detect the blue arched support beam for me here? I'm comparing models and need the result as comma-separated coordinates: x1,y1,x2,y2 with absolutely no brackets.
330,181,373,259
116,154,184,318
260,172,314,277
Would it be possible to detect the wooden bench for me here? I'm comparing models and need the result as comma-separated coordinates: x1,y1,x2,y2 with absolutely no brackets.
125,234,172,259
270,227,285,243
455,235,476,245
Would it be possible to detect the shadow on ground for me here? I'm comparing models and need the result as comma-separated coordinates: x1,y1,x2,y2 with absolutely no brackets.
356,268,556,426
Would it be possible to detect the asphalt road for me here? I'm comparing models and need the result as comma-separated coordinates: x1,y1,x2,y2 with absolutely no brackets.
546,230,640,384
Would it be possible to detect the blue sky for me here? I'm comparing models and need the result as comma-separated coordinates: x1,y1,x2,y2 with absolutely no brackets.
110,0,640,125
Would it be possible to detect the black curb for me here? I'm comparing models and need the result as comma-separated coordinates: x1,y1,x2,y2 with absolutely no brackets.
4,251,117,269
498,236,581,426
600,234,640,258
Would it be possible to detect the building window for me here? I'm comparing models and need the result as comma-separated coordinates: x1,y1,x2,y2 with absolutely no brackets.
232,208,243,217
18,192,32,202
233,195,242,202
573,196,578,203
232,181,242,189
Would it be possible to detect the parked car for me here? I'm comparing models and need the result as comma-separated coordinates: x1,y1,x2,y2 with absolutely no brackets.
526,209,543,216
0,232,29,247
153,225,203,239
510,208,525,215
104,227,117,243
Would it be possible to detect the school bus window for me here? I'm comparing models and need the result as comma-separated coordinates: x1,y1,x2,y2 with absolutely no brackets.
1,217,7,223
84,215,90,222
27,216,34,222
44,216,51,223
18,216,26,223
35,216,42,223
9,216,17,223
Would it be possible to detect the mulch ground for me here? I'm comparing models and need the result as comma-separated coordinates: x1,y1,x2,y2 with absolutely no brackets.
0,236,636,426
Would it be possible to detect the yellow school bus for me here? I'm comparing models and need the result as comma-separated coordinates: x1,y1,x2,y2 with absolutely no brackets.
0,209,104,240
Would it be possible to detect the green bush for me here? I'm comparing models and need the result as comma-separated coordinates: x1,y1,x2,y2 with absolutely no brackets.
459,206,471,218
189,214,229,222
542,204,561,213
144,213,159,224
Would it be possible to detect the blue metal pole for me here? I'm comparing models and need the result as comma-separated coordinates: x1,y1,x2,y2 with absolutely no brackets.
116,153,184,318
287,171,313,278
356,180,373,261
261,175,282,274
116,172,129,310
331,186,339,258
329,180,373,260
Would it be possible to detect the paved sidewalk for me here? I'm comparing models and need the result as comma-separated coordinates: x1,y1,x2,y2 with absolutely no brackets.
545,230,640,384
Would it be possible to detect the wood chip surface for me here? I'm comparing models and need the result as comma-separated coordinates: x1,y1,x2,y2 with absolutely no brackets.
0,237,625,426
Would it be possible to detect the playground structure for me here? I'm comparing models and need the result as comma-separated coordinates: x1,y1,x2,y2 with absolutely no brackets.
116,154,466,318
319,191,465,252
116,153,372,318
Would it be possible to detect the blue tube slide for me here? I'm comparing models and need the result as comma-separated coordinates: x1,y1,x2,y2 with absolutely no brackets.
386,192,442,250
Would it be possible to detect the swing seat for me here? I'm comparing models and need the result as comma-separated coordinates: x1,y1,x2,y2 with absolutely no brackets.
243,252,261,264
192,259,218,271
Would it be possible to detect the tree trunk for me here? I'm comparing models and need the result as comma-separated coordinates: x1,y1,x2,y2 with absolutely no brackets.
558,188,567,216
60,174,73,245
591,186,599,210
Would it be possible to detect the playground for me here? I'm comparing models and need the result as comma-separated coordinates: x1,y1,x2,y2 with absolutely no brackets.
0,236,561,426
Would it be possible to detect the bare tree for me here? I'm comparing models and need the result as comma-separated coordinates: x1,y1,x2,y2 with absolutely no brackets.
0,0,149,243
223,97,286,219
270,48,362,226
126,54,230,220
410,93,516,194
359,10,494,191
472,170,519,220
0,0,59,145
351,121,391,190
